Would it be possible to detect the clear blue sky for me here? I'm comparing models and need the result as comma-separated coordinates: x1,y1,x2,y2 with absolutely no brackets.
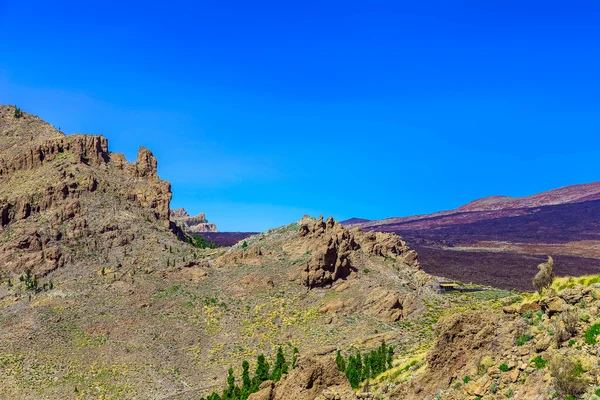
1,1,599,231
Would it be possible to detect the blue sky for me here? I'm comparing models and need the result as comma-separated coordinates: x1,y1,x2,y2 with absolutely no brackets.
1,1,599,231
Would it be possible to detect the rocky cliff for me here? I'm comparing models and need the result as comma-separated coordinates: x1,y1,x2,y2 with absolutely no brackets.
0,104,172,277
170,207,218,233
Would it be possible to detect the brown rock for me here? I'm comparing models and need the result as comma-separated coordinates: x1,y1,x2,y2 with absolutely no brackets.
540,296,566,315
518,301,541,315
268,355,357,400
559,286,584,305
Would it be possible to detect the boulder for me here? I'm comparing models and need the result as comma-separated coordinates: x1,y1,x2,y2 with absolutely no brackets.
540,296,566,315
559,286,584,305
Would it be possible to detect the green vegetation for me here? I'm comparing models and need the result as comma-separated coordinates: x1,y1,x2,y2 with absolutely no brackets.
584,323,600,345
19,269,38,291
241,240,248,249
515,333,533,346
199,347,291,400
463,376,471,383
335,341,395,389
499,363,509,372
13,106,22,118
531,355,547,369
190,233,219,249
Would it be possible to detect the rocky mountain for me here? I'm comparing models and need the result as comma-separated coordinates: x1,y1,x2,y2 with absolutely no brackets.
170,207,218,233
3,105,600,400
344,183,600,290
0,105,173,278
0,105,435,399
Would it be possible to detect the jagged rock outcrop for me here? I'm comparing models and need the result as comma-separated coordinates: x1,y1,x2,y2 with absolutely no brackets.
0,105,173,275
298,215,424,288
299,216,359,288
248,355,358,400
389,311,519,400
170,207,218,233
358,230,419,266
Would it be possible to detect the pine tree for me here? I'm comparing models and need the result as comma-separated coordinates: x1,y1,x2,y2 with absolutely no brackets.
241,360,251,400
387,345,394,370
335,350,346,372
356,352,363,381
292,347,299,369
225,368,235,398
254,354,270,387
362,357,371,382
271,347,288,382
346,365,360,389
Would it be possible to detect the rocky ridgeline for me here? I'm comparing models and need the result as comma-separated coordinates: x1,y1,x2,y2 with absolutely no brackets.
216,215,432,324
298,215,424,289
170,207,218,233
0,105,172,276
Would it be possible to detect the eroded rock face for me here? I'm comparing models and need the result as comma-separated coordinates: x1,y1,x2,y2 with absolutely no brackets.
389,311,519,400
363,288,423,322
0,106,173,275
170,207,218,233
358,230,419,267
248,355,358,400
299,216,359,288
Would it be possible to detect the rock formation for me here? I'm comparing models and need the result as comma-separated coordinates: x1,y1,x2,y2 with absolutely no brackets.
170,207,218,233
248,354,357,400
299,216,359,288
0,105,172,276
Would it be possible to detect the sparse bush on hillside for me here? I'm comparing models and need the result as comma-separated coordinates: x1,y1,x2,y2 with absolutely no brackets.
554,322,570,348
19,269,38,291
561,310,578,336
584,323,600,345
515,333,533,346
241,240,248,249
533,256,555,294
13,106,22,118
549,354,588,396
531,355,548,369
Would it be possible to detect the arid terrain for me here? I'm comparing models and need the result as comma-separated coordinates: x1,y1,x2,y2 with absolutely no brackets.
2,105,600,400
344,185,600,290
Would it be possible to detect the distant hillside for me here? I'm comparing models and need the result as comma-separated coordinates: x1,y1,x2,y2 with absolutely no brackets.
340,217,370,225
344,182,600,290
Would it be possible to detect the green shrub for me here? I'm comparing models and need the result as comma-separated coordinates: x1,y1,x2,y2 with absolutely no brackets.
580,313,590,323
515,333,533,345
499,363,509,372
13,106,22,118
531,355,548,369
463,376,471,383
584,323,600,345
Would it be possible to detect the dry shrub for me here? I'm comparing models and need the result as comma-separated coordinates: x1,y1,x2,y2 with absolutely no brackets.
533,256,555,294
549,354,588,396
561,310,578,336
